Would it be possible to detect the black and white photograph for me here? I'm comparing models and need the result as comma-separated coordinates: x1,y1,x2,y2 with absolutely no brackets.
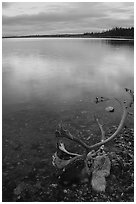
2,1,134,202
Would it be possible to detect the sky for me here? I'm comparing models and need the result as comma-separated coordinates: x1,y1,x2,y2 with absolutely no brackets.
2,2,134,36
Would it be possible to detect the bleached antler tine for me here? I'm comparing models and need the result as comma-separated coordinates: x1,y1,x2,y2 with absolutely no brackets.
88,104,127,150
94,115,105,142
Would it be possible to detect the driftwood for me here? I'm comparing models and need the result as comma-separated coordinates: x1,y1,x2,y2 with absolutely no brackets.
52,88,134,192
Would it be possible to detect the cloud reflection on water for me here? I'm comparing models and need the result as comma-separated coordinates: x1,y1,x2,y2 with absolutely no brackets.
2,39,134,105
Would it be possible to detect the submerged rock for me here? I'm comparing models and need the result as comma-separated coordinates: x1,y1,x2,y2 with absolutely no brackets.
105,106,114,112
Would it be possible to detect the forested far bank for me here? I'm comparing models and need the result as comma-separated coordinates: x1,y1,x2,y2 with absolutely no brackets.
2,27,134,39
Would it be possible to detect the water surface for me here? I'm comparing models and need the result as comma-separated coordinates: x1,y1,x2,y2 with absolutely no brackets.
2,38,134,202
3,38,134,112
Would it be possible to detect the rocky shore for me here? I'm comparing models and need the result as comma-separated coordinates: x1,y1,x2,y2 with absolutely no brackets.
3,112,134,202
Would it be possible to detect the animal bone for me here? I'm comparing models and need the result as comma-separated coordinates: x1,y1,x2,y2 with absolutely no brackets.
91,154,111,192
52,88,134,191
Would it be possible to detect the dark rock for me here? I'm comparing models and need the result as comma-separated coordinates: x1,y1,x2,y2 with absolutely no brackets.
125,185,134,194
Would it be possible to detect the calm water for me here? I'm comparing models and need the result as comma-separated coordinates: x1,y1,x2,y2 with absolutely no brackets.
2,38,134,202
2,38,134,111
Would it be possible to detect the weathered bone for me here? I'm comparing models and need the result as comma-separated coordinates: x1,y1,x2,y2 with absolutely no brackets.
52,152,81,169
52,140,82,169
53,88,133,191
91,154,111,192
58,141,81,157
94,115,105,150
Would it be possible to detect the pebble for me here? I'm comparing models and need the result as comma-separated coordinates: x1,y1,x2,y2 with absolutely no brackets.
3,172,8,176
72,184,77,188
121,192,124,197
105,106,114,112
35,182,42,189
125,185,134,193
9,166,14,170
51,184,57,188
17,195,21,199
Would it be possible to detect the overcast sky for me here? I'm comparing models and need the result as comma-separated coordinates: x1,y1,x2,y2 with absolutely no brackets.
2,2,134,36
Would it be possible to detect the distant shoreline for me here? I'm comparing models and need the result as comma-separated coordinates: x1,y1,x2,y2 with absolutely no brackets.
3,27,134,40
2,35,134,40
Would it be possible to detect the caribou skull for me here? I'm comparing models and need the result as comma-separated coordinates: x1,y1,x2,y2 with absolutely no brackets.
52,88,134,192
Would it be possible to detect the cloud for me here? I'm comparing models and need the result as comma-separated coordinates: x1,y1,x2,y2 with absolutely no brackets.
2,2,12,9
2,2,134,36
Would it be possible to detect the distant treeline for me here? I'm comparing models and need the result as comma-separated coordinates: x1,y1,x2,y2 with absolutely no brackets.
2,27,134,39
84,27,134,39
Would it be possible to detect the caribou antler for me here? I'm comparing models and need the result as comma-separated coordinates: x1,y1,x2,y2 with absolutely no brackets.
53,88,133,191
94,115,105,151
56,88,134,152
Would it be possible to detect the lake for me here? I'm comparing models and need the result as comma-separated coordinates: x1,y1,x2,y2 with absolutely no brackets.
2,38,134,201
2,38,134,110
